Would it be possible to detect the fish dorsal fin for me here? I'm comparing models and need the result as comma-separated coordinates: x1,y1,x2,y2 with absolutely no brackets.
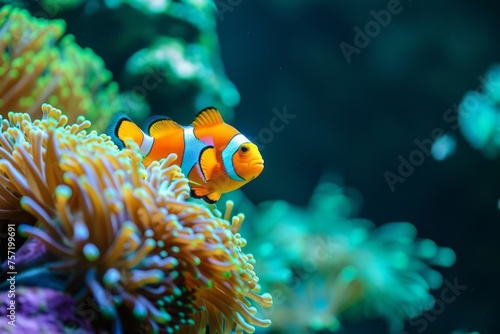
147,116,182,137
191,107,224,128
199,146,218,182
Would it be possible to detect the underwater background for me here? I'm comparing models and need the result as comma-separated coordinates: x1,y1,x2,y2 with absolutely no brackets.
0,0,499,333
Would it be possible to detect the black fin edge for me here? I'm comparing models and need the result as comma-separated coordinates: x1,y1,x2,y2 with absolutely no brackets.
104,113,132,149
203,195,217,204
189,189,218,204
144,115,173,135
190,189,201,199
193,106,218,121
198,145,214,182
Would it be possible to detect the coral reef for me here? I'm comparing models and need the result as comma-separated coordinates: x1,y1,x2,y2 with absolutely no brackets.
124,35,240,121
0,104,271,333
0,5,118,130
34,0,239,122
118,0,239,121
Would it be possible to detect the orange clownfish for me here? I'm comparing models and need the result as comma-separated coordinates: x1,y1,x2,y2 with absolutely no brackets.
109,107,264,203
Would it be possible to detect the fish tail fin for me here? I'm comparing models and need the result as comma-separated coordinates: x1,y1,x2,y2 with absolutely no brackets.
106,113,144,149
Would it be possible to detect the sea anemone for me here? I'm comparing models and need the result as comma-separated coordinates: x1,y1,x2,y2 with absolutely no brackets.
245,180,455,333
0,104,272,333
0,5,118,130
299,219,456,333
459,64,500,157
178,201,273,334
238,181,363,293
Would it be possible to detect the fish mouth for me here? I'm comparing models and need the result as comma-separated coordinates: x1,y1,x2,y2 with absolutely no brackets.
250,159,264,168
249,159,264,179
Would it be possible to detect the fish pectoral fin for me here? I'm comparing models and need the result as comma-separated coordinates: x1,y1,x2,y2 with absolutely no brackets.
204,192,221,204
190,186,221,203
191,107,224,128
147,116,183,137
190,185,211,198
199,146,218,182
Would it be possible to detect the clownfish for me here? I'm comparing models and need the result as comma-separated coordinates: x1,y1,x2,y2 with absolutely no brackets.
108,107,264,203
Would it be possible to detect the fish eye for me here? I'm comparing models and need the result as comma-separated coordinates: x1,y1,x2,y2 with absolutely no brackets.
240,145,249,154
